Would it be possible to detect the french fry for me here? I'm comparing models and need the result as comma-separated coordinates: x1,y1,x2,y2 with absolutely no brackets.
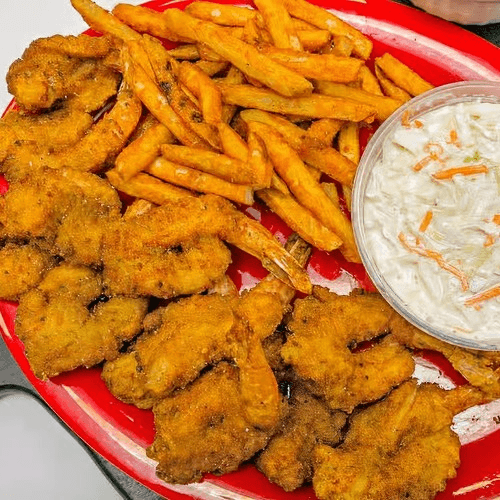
358,65,383,96
307,119,343,146
107,170,193,204
71,0,140,41
314,81,402,121
297,29,330,52
178,61,223,124
281,0,372,59
247,125,273,189
219,83,376,123
167,44,200,60
160,144,257,185
342,185,352,211
374,64,412,102
257,189,342,251
196,43,226,62
260,47,363,83
329,35,353,56
115,121,175,181
242,17,269,46
185,1,257,26
251,121,360,261
338,122,360,165
122,46,210,149
375,53,434,96
291,17,316,30
271,173,290,195
322,182,340,207
217,122,249,161
147,157,254,205
195,60,229,76
221,66,245,123
240,109,357,186
162,9,313,97
112,3,189,42
254,0,302,50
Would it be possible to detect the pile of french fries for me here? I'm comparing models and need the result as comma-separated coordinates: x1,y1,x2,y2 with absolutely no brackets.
72,0,433,264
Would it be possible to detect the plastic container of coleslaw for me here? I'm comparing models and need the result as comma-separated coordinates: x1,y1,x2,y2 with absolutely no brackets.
411,0,500,25
352,81,500,350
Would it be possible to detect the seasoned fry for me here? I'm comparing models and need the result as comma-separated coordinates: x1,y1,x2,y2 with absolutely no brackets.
221,66,246,123
115,122,174,181
358,65,383,96
122,46,210,149
219,84,376,123
375,53,434,97
260,47,362,83
329,35,353,56
161,144,256,185
254,0,302,50
178,61,223,124
281,0,372,59
247,126,273,189
167,44,200,60
307,119,343,146
315,81,402,121
195,60,229,76
217,123,249,161
251,122,360,261
185,1,257,26
107,170,193,204
71,0,140,41
112,3,189,42
240,109,357,186
258,189,342,251
162,9,313,97
147,157,254,205
338,122,360,165
374,64,412,102
297,29,330,52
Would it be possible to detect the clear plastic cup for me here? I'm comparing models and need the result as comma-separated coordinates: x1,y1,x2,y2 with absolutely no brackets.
352,81,500,350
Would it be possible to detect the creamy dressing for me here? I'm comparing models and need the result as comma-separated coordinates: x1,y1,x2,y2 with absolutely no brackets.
364,102,500,343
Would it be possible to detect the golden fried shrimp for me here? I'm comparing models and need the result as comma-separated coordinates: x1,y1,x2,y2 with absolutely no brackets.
7,34,119,111
103,234,310,408
0,243,55,301
389,314,500,398
257,387,347,492
110,194,311,294
0,167,121,265
147,363,277,484
282,288,415,412
15,264,148,380
312,380,487,500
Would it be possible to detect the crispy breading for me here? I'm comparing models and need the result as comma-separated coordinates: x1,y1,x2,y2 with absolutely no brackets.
313,380,486,500
15,264,148,379
282,288,415,412
0,243,55,301
257,387,347,491
147,363,276,484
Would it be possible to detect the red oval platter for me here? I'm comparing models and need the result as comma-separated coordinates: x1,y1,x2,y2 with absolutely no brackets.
2,0,500,499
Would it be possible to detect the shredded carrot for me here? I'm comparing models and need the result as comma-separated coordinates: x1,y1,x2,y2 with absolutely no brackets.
414,120,423,128
423,142,444,156
484,234,495,247
413,155,432,172
465,285,500,307
401,110,411,128
493,214,500,225
398,233,469,291
432,164,488,180
419,211,433,232
446,129,461,147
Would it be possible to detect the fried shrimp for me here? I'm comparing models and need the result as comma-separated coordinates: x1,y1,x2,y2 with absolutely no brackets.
103,194,311,295
147,362,279,484
312,380,487,500
0,167,121,265
389,314,500,398
6,33,119,111
282,288,415,412
102,234,310,408
257,387,347,492
0,243,55,301
15,264,148,380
